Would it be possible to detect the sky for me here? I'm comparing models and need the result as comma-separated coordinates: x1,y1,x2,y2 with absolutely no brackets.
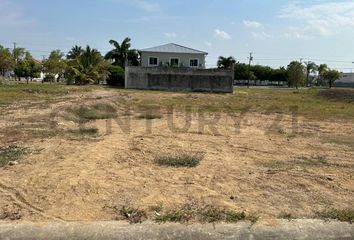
1,0,354,71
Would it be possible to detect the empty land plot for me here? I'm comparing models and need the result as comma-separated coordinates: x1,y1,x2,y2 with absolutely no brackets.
0,84,353,223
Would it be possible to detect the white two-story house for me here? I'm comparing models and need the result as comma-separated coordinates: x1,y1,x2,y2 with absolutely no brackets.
139,43,208,69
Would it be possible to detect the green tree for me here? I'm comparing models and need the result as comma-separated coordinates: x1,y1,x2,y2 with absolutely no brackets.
287,61,305,89
304,61,318,86
67,45,109,85
270,67,288,83
67,45,83,60
251,65,273,80
217,56,236,69
322,69,341,88
105,37,139,68
43,50,67,81
14,52,41,84
0,45,15,76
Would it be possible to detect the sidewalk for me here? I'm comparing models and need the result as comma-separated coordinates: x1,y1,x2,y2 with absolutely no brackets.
0,219,354,240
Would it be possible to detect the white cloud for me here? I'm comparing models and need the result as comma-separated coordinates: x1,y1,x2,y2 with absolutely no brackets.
0,0,34,29
279,1,354,38
213,29,231,40
243,20,263,29
164,32,177,38
204,41,212,47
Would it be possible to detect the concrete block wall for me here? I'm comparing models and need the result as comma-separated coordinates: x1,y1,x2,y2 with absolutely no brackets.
125,66,234,93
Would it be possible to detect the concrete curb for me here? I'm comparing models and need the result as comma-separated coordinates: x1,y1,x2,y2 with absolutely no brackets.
0,220,353,240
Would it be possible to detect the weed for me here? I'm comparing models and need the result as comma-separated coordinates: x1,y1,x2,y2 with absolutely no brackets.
318,208,354,223
118,206,147,224
155,152,203,168
0,145,26,167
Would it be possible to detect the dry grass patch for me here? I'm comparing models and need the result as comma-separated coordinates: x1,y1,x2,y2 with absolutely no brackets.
0,145,27,167
155,152,204,168
318,208,354,223
116,206,147,224
73,103,117,121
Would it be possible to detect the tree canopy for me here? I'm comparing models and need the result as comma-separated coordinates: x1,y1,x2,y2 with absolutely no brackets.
217,56,236,69
287,61,306,89
105,37,139,68
66,46,109,85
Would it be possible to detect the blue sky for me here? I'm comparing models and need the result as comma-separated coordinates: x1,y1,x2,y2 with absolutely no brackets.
1,0,354,71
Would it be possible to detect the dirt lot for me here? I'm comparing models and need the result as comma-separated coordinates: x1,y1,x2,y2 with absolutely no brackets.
0,85,353,222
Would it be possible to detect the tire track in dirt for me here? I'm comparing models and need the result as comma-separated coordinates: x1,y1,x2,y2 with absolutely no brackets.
0,181,65,221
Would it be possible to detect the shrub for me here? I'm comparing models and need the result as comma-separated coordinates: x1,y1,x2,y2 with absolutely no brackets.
43,74,56,83
106,65,125,86
155,152,203,168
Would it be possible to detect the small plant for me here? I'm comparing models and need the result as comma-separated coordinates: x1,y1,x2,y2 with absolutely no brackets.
118,206,147,224
155,152,203,168
318,208,354,223
0,145,26,167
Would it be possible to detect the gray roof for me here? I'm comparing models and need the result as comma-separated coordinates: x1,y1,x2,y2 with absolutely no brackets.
139,43,207,55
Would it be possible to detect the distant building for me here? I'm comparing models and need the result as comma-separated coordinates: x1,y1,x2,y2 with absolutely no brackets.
334,73,354,88
138,43,208,69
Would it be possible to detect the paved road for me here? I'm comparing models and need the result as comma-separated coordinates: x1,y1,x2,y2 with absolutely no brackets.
0,220,354,240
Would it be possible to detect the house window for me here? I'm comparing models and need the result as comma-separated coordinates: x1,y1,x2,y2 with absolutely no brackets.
149,57,158,66
170,58,179,67
190,59,199,67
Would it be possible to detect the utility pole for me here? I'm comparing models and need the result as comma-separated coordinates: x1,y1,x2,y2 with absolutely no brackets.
247,52,253,88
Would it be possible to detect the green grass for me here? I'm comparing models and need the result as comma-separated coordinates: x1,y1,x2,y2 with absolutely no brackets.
318,209,354,223
0,83,91,105
0,145,27,167
134,88,354,120
74,103,117,121
155,152,203,168
155,205,257,224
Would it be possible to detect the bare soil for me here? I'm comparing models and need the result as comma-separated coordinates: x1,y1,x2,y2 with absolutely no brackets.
0,87,353,222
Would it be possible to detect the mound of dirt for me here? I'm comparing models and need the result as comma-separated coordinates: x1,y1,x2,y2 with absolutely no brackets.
318,89,354,102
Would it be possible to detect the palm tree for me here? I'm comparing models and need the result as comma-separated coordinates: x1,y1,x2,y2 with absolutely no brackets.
104,37,139,68
318,64,328,86
67,46,109,85
304,61,318,87
67,45,84,60
217,56,236,69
